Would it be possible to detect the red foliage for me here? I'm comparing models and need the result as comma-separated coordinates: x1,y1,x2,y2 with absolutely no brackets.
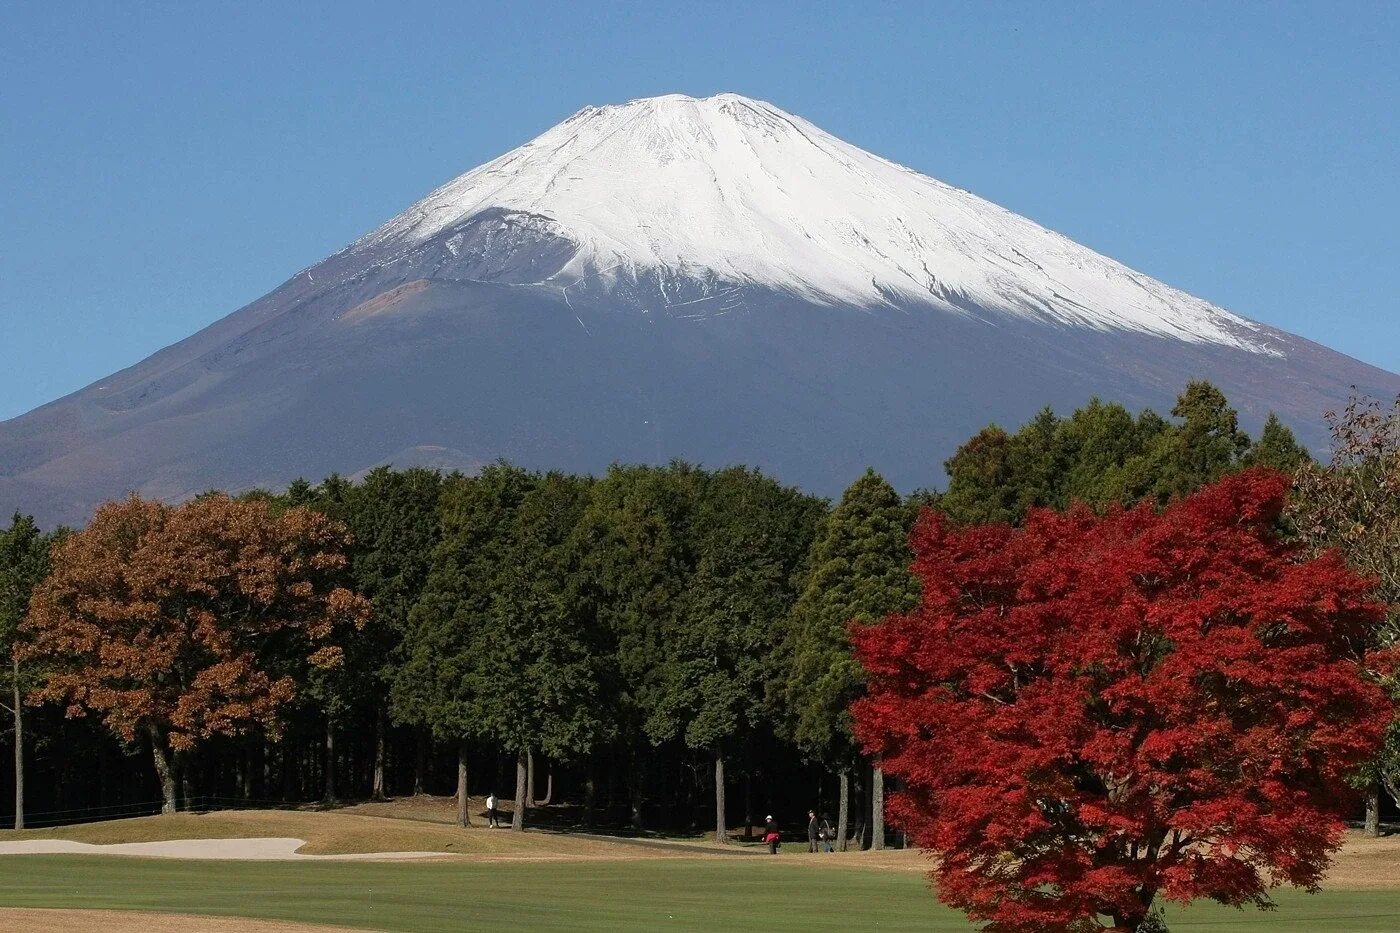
851,470,1389,932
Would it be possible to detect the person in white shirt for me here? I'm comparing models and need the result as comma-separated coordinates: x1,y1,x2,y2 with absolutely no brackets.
486,793,499,828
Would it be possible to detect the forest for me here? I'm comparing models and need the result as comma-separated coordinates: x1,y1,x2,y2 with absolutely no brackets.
1,380,1395,859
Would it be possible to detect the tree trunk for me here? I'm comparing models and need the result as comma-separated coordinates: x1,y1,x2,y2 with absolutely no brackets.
147,723,177,815
534,770,553,807
178,751,193,811
511,750,527,831
714,746,727,845
1365,786,1381,837
371,708,387,800
12,658,23,830
323,716,336,804
582,755,596,829
526,748,536,809
744,771,753,840
837,769,850,852
628,753,645,831
1111,909,1151,932
235,745,247,800
871,763,885,851
456,741,470,827
413,729,427,795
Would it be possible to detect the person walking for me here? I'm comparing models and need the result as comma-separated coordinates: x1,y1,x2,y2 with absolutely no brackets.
486,792,499,828
807,810,821,853
763,815,780,855
819,813,835,853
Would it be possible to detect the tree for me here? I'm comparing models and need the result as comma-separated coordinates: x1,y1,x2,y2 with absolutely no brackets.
1140,381,1251,503
852,470,1388,932
780,469,919,851
1056,401,1168,509
329,468,443,799
469,471,608,831
0,513,54,829
1290,394,1400,834
651,467,821,843
571,463,706,830
21,495,371,813
392,465,532,827
940,426,1021,524
1244,413,1310,473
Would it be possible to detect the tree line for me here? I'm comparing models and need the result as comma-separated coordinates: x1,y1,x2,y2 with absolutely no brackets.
5,380,1391,852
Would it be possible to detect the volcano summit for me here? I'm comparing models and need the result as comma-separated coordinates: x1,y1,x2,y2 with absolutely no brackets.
3,93,1396,525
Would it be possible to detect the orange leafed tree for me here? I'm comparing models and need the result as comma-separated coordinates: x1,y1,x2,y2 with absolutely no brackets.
21,494,372,813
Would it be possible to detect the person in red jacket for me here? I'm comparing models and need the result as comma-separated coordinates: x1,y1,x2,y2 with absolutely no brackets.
763,815,780,855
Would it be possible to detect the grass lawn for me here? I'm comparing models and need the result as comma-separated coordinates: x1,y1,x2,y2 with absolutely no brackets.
2,855,1400,931
0,808,694,858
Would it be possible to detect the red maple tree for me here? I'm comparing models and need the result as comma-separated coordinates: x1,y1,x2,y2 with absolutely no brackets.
851,470,1389,932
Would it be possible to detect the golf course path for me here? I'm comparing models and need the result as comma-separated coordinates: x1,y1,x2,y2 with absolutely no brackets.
0,836,442,861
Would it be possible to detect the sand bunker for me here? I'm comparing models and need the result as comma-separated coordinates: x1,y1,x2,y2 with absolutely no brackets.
0,836,442,861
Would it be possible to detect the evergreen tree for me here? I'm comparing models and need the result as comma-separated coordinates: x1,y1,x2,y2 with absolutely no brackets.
287,471,375,802
469,471,607,831
1244,412,1311,472
1004,406,1064,514
649,467,822,843
779,469,919,850
939,426,1020,524
941,383,1260,525
392,464,532,825
337,467,443,799
1056,399,1167,508
571,462,705,830
1142,380,1251,502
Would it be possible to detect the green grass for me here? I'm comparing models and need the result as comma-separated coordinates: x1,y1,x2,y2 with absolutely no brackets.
1,856,1398,931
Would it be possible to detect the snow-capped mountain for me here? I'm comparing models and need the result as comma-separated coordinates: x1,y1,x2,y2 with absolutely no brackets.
2,94,1395,526
352,93,1266,349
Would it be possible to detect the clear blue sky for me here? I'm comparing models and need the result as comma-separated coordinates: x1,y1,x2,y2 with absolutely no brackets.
3,1,1397,420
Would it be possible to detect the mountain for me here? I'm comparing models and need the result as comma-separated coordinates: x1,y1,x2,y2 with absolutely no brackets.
3,93,1396,527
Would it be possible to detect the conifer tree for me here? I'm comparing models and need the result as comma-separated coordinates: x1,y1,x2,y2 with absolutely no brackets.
571,462,706,830
332,467,444,799
1142,381,1251,502
939,426,1020,524
392,464,532,826
469,471,607,831
780,469,919,850
1057,400,1168,508
650,467,821,843
1244,412,1310,472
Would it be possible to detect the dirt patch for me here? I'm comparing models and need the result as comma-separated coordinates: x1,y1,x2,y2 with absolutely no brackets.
1320,831,1400,889
0,909,370,932
340,279,431,323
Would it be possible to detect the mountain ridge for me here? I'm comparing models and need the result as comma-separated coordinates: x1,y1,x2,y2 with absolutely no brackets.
2,93,1396,526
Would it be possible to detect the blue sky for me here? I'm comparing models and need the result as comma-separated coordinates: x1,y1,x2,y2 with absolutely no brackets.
3,1,1397,420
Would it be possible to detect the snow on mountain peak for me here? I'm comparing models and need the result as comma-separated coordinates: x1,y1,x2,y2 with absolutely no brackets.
358,93,1271,351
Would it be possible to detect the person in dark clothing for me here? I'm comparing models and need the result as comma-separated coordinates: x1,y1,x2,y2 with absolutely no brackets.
764,815,780,855
807,810,820,853
819,813,835,853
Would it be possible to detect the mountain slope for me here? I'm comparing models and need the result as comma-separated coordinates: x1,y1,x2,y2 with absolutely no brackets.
2,94,1395,526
